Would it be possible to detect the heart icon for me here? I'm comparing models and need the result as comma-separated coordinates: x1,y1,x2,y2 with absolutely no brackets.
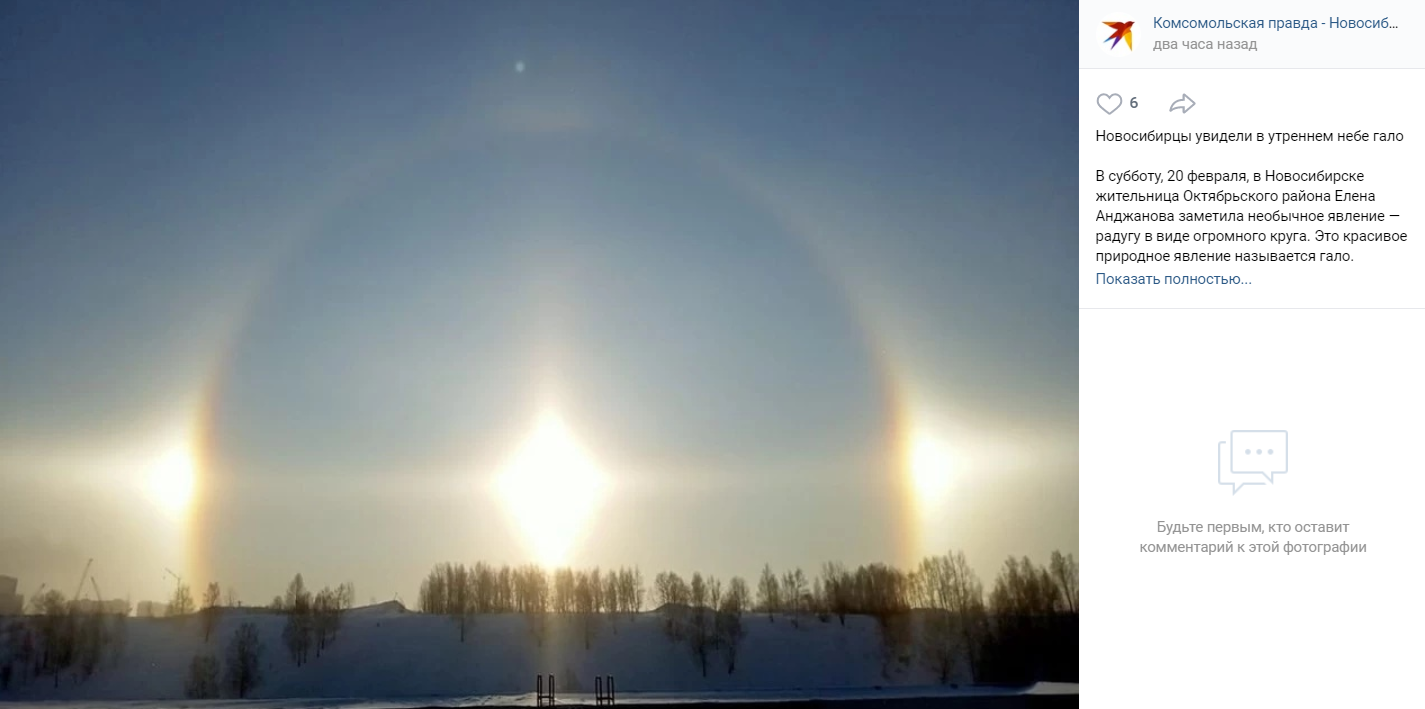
1097,93,1123,115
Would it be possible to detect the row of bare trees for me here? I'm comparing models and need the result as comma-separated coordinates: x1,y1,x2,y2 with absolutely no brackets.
650,571,752,677
184,621,263,699
405,550,1075,684
419,564,647,617
1,589,128,690
418,563,648,647
270,575,354,667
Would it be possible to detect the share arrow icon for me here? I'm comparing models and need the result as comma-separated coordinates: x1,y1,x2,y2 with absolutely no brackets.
1169,93,1196,114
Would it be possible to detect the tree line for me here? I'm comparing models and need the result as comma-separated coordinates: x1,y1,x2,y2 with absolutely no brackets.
410,550,1078,683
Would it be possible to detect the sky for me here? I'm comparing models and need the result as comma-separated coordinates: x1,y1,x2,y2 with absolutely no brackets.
0,0,1076,608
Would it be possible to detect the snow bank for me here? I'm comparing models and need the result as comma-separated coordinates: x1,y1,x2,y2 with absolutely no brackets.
0,607,1003,702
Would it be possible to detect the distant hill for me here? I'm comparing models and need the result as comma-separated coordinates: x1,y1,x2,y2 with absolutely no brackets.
1,605,971,701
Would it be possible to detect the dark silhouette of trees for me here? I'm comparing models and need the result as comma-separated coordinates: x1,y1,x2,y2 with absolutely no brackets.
398,551,1075,685
1050,551,1078,614
281,574,312,666
168,582,194,617
780,568,809,619
201,582,222,642
336,581,356,611
821,562,852,626
756,564,781,620
312,587,343,656
418,563,476,642
979,555,1077,683
572,570,597,649
654,571,690,640
688,573,714,676
224,622,263,698
552,568,575,614
185,653,220,698
718,576,750,674
914,551,988,683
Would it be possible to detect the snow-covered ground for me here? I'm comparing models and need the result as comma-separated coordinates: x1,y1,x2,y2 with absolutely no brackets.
0,603,1076,705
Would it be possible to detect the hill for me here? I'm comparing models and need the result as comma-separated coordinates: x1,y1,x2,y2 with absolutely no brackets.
1,604,973,701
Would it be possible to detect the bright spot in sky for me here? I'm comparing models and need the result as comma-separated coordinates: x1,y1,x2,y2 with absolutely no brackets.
148,445,196,516
909,431,954,508
515,60,525,73
496,412,606,567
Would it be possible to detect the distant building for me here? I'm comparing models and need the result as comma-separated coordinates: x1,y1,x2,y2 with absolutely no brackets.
136,600,170,618
0,575,22,615
67,599,131,616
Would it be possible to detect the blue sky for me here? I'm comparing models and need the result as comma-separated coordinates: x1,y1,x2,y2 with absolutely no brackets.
0,0,1076,605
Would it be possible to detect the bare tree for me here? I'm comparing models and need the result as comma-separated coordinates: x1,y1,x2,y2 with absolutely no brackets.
496,566,514,612
603,568,621,631
915,553,985,683
185,653,220,698
283,574,308,612
632,567,646,614
589,568,604,615
983,555,1068,684
518,565,550,647
686,573,715,676
281,574,312,666
718,576,750,674
690,573,707,609
552,568,574,614
201,582,222,642
574,570,598,649
780,568,808,617
654,571,690,640
34,589,72,685
224,621,263,698
756,564,780,621
1049,551,1078,614
224,586,239,608
821,562,852,626
447,564,474,643
419,564,448,613
169,582,195,616
337,581,356,611
708,576,723,612
312,587,343,656
602,569,619,614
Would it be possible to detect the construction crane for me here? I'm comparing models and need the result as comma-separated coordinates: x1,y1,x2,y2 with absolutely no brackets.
73,558,93,602
91,577,103,604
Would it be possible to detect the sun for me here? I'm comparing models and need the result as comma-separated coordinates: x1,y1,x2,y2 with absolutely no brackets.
148,445,196,516
909,431,953,508
495,412,606,567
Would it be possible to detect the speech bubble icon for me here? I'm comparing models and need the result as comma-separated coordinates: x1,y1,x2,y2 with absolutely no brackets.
1218,441,1263,495
1230,430,1288,484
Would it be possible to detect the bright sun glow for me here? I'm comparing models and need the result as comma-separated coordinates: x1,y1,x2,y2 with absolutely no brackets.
909,431,954,508
148,445,196,516
496,412,606,567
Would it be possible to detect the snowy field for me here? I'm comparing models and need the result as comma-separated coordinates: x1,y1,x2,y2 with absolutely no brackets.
0,603,1075,707
0,685,1079,709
